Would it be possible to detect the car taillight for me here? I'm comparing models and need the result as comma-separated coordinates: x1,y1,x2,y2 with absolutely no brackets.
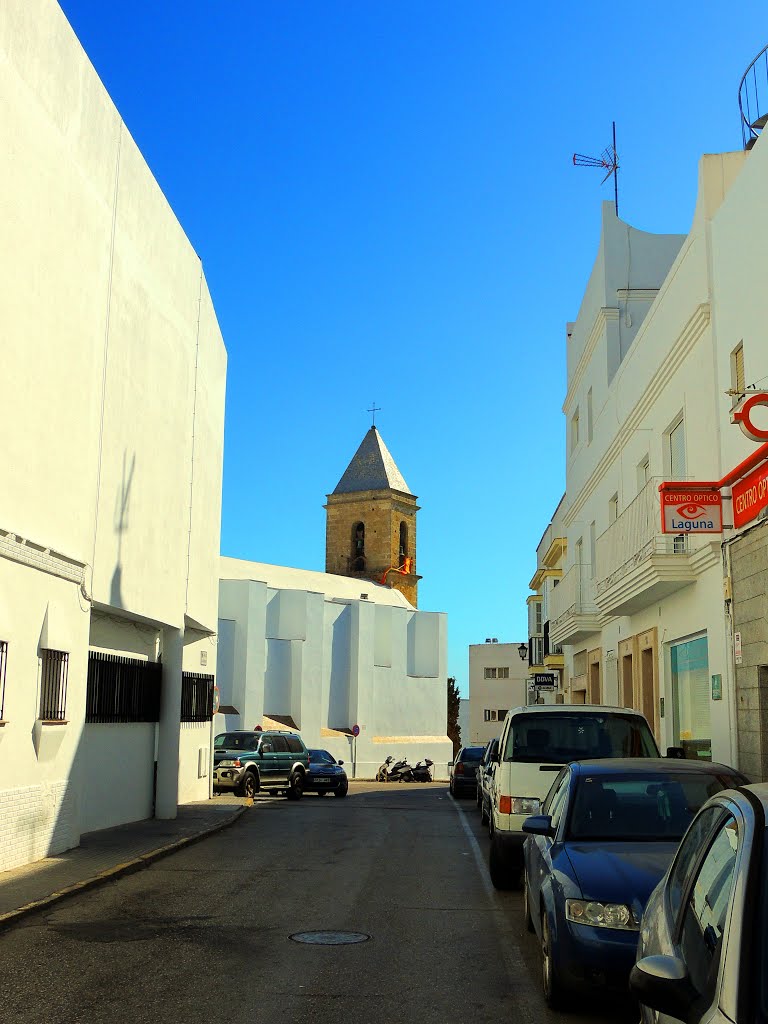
455,763,464,776
499,795,512,814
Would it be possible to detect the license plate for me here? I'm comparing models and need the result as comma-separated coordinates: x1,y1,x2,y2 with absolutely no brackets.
315,778,331,784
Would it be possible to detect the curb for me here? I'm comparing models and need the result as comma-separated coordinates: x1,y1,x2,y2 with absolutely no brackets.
0,805,247,932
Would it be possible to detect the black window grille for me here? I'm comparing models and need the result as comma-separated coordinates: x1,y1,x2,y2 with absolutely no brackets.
40,649,69,721
0,641,7,719
181,672,214,723
86,652,162,723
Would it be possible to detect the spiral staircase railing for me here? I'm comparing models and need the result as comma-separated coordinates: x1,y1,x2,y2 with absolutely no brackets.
739,43,768,149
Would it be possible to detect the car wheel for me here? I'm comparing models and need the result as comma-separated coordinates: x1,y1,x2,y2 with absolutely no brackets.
237,771,259,799
334,780,349,798
489,833,518,890
286,771,304,801
541,911,567,1009
522,870,534,932
449,781,454,797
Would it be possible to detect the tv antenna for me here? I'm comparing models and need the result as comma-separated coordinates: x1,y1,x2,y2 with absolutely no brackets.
573,121,620,216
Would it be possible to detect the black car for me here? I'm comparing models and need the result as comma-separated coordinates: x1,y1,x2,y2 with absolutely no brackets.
631,781,765,1023
449,745,485,798
304,749,349,798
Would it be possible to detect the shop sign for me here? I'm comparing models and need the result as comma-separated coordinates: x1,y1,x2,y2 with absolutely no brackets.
732,460,768,528
660,489,723,534
532,672,556,689
734,632,743,666
731,392,768,442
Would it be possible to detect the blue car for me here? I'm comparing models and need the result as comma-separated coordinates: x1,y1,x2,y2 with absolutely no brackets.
305,749,349,797
522,758,747,1009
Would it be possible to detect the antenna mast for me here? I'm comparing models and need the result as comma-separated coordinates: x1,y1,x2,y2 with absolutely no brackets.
573,121,620,216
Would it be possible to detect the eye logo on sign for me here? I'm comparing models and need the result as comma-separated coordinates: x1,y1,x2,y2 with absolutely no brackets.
676,502,709,520
731,392,768,442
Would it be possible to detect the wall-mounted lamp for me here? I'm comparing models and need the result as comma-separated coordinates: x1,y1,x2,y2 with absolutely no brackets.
518,643,528,661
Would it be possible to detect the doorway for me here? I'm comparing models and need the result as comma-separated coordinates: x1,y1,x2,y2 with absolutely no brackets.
622,654,634,708
670,635,711,760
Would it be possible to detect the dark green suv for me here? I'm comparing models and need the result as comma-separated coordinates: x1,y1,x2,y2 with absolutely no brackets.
213,730,309,800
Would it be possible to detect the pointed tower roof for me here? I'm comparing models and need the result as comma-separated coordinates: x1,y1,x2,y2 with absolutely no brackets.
332,427,413,496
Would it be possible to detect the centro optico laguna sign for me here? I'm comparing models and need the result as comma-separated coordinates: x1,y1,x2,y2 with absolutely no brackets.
660,488,723,534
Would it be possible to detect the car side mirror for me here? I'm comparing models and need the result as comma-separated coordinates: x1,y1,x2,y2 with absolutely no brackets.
338,760,344,766
666,746,686,759
629,956,697,1019
522,814,554,837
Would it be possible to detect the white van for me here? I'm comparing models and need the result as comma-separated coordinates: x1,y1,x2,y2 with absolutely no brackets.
488,705,660,889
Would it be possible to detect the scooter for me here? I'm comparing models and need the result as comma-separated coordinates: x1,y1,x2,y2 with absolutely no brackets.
376,755,415,782
376,755,394,782
412,758,434,782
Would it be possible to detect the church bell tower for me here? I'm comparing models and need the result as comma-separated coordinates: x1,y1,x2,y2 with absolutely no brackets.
324,426,421,606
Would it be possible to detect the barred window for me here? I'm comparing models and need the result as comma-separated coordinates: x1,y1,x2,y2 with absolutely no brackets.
0,640,7,719
40,649,68,721
86,652,161,723
498,666,510,679
181,672,215,723
484,667,497,679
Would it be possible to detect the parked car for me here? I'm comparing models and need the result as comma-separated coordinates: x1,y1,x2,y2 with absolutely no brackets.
213,730,309,799
488,704,661,890
631,781,764,1024
476,737,499,825
304,749,349,797
522,758,747,1009
449,746,485,798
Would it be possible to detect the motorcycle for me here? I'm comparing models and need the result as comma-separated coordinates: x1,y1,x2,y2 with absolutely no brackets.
376,755,415,782
412,758,434,782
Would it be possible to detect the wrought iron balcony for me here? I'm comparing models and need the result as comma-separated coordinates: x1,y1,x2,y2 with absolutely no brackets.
549,563,603,647
739,43,768,150
594,478,719,616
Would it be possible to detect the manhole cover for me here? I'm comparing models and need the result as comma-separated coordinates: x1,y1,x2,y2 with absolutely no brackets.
289,930,370,945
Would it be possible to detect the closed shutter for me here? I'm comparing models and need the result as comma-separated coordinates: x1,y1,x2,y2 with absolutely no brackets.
670,419,686,479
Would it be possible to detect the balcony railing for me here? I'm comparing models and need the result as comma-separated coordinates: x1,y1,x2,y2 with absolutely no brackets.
549,564,598,621
739,43,768,150
594,477,716,615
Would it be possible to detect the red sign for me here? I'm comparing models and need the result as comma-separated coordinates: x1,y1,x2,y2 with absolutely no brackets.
732,460,768,527
731,392,768,442
660,488,723,534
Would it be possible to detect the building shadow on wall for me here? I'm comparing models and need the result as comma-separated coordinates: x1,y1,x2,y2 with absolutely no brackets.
110,452,135,611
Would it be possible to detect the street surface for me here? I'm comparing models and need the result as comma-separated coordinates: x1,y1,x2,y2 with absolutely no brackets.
1,784,635,1023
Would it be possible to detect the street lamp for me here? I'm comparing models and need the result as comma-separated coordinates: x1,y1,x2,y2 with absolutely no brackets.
518,643,528,661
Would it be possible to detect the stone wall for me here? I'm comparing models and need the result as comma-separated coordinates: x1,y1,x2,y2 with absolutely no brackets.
731,520,768,780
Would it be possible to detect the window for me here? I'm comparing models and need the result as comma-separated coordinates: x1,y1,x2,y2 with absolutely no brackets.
40,649,68,721
575,537,583,568
680,816,739,998
668,417,687,479
484,709,497,722
286,735,304,754
571,408,580,453
589,522,596,578
731,343,745,403
609,493,619,523
0,640,6,719
87,652,162,723
667,807,725,921
180,671,214,723
270,735,289,752
399,521,408,564
587,388,593,444
351,522,366,570
546,770,571,831
497,708,508,721
484,667,497,679
498,666,510,679
637,455,650,492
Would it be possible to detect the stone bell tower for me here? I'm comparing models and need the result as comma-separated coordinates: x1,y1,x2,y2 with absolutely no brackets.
324,426,421,606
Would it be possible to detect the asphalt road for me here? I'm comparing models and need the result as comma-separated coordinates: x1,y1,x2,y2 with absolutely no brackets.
0,783,636,1024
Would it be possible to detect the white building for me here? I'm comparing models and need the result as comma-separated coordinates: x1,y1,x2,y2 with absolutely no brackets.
546,127,768,772
0,0,226,871
217,558,452,778
468,641,528,744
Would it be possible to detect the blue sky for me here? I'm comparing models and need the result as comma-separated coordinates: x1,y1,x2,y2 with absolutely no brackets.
59,0,766,695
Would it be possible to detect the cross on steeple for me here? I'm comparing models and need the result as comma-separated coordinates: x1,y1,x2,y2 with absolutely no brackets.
367,402,381,427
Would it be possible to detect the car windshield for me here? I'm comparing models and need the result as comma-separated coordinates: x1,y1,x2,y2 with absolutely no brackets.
502,713,659,763
567,771,742,841
461,747,484,762
309,750,336,763
214,733,260,751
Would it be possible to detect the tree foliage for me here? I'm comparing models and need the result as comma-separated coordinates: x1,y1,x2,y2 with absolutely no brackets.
447,676,461,755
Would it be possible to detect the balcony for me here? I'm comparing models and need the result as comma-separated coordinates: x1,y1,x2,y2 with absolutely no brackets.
595,478,720,616
549,564,603,646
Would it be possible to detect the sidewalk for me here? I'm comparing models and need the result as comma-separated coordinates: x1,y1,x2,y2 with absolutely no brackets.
0,798,246,929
